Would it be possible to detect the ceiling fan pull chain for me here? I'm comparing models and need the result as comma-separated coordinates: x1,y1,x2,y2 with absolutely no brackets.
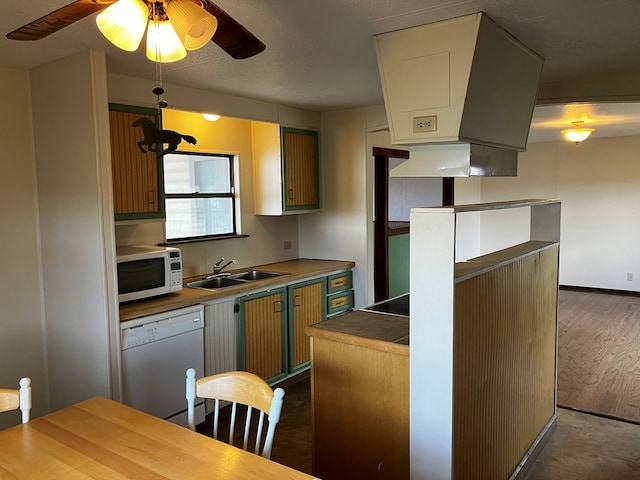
151,2,168,110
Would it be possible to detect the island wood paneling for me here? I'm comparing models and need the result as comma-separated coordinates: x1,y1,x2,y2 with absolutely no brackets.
452,245,559,480
310,337,409,480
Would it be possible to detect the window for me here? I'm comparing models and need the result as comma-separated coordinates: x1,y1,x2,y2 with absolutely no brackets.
163,152,236,241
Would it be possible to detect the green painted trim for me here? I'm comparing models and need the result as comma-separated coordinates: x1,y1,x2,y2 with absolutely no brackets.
109,103,166,221
327,290,354,316
287,277,327,373
327,270,353,294
236,287,288,381
388,233,410,298
280,127,320,212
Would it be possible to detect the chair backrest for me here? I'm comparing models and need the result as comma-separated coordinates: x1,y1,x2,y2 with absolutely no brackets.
186,369,284,459
0,377,31,424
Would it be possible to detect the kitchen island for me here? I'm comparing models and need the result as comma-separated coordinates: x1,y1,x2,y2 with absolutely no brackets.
306,309,409,480
306,228,559,479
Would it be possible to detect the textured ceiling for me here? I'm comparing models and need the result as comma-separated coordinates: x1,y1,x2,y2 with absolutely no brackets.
2,0,640,141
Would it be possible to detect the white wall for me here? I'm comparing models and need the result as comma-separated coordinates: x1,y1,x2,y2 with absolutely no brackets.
0,67,49,428
30,50,118,410
461,135,640,291
388,163,442,221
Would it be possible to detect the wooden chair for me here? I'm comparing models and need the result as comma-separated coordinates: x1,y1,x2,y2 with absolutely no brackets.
0,377,31,423
186,369,285,459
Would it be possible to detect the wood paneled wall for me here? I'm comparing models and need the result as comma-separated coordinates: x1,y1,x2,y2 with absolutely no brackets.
452,245,559,479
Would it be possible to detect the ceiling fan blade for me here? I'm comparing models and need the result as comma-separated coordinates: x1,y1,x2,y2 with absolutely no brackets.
202,1,265,59
6,0,115,41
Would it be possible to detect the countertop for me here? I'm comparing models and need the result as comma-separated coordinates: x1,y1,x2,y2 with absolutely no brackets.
305,310,409,356
119,258,355,322
303,242,558,358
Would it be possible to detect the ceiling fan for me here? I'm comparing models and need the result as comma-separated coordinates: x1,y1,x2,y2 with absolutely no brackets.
5,0,266,60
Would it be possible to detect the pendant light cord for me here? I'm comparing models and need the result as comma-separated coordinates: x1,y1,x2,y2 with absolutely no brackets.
151,2,167,110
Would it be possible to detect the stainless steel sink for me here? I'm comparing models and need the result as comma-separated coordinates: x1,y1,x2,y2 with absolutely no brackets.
186,277,246,289
186,270,288,290
229,270,287,281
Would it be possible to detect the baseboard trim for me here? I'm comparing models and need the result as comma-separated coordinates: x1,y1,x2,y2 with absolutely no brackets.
557,404,640,426
560,285,640,297
509,414,557,480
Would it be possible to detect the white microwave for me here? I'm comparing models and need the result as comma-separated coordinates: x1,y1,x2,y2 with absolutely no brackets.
116,245,182,303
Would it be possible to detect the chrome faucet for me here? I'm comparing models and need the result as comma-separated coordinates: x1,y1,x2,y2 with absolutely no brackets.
213,257,237,276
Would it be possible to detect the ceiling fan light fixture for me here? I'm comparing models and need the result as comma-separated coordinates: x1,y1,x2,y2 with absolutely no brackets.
562,121,594,144
96,0,149,52
146,18,187,63
166,0,218,51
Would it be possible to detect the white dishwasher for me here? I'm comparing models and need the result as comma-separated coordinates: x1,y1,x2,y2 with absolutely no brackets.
121,304,205,427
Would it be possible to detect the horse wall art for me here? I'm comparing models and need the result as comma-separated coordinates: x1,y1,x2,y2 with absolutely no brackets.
132,117,197,154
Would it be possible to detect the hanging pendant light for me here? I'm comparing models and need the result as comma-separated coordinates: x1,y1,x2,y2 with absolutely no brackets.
96,0,149,52
166,0,218,51
561,121,595,144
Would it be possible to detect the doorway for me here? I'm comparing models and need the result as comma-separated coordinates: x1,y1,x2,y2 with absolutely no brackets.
373,147,454,302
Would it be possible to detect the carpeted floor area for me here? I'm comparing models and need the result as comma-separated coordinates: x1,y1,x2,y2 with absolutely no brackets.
557,288,640,424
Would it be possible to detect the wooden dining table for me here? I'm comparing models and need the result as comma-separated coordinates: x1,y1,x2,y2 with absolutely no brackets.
0,396,318,479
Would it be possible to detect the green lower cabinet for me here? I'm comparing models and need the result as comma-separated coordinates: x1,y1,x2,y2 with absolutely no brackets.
236,270,352,384
237,287,288,384
288,278,326,373
326,271,354,319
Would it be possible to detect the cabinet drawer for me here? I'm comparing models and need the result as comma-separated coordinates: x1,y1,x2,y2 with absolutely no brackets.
327,290,354,316
327,271,352,294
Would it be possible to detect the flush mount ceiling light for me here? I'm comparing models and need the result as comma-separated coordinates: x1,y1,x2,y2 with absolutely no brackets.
202,113,221,121
96,0,218,63
561,121,595,144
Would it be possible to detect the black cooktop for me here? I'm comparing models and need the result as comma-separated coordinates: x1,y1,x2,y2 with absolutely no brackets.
363,294,409,317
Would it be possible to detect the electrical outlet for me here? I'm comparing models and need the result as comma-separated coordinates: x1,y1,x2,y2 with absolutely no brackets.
413,115,437,133
627,272,634,281
283,240,292,250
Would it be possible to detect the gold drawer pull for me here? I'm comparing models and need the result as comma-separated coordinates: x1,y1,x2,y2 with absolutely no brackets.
331,297,349,308
331,277,348,288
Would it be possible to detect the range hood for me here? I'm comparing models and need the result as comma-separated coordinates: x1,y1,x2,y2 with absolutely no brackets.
374,12,544,177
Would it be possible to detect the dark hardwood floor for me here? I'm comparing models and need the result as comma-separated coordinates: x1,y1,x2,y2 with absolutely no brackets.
557,287,640,423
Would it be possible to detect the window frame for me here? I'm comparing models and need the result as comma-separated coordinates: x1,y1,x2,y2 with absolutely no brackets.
163,151,238,243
